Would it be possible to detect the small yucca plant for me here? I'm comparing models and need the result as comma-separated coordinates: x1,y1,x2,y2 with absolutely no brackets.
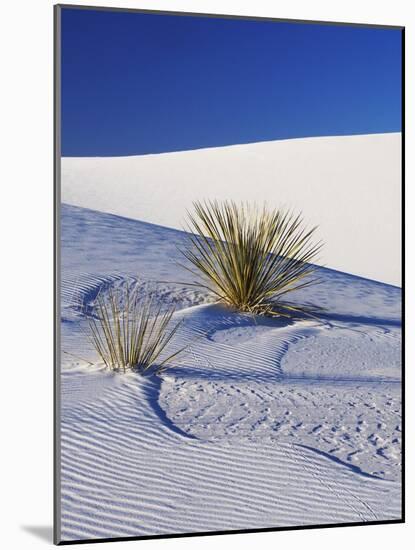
87,285,186,374
180,200,322,316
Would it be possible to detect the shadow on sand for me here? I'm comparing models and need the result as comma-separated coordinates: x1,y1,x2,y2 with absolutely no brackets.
296,444,387,481
140,375,199,439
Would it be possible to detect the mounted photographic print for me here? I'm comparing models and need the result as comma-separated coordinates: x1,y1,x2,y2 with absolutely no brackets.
54,5,404,545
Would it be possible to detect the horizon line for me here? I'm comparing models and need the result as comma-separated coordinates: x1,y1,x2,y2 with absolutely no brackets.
62,130,401,159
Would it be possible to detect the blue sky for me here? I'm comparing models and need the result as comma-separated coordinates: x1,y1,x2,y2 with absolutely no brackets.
61,8,402,157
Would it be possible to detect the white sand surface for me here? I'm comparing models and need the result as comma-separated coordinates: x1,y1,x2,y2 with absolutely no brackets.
59,203,401,542
62,133,401,285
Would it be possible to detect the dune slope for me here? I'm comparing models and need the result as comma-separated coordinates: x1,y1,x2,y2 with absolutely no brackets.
62,133,401,285
59,204,401,542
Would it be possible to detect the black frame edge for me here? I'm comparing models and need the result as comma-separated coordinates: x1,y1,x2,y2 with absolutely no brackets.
54,3,62,546
58,519,404,546
400,26,405,523
55,3,404,30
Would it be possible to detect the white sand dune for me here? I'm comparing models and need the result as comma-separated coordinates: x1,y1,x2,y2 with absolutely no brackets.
59,204,401,542
60,369,399,541
62,133,401,286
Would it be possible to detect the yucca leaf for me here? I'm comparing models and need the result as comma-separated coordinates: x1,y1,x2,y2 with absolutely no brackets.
180,200,322,316
88,285,187,374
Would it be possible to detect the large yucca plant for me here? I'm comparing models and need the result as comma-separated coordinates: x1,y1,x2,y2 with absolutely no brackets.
87,285,186,374
180,200,322,316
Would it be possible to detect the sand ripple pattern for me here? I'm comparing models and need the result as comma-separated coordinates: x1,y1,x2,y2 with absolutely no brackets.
60,369,400,542
59,205,402,542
